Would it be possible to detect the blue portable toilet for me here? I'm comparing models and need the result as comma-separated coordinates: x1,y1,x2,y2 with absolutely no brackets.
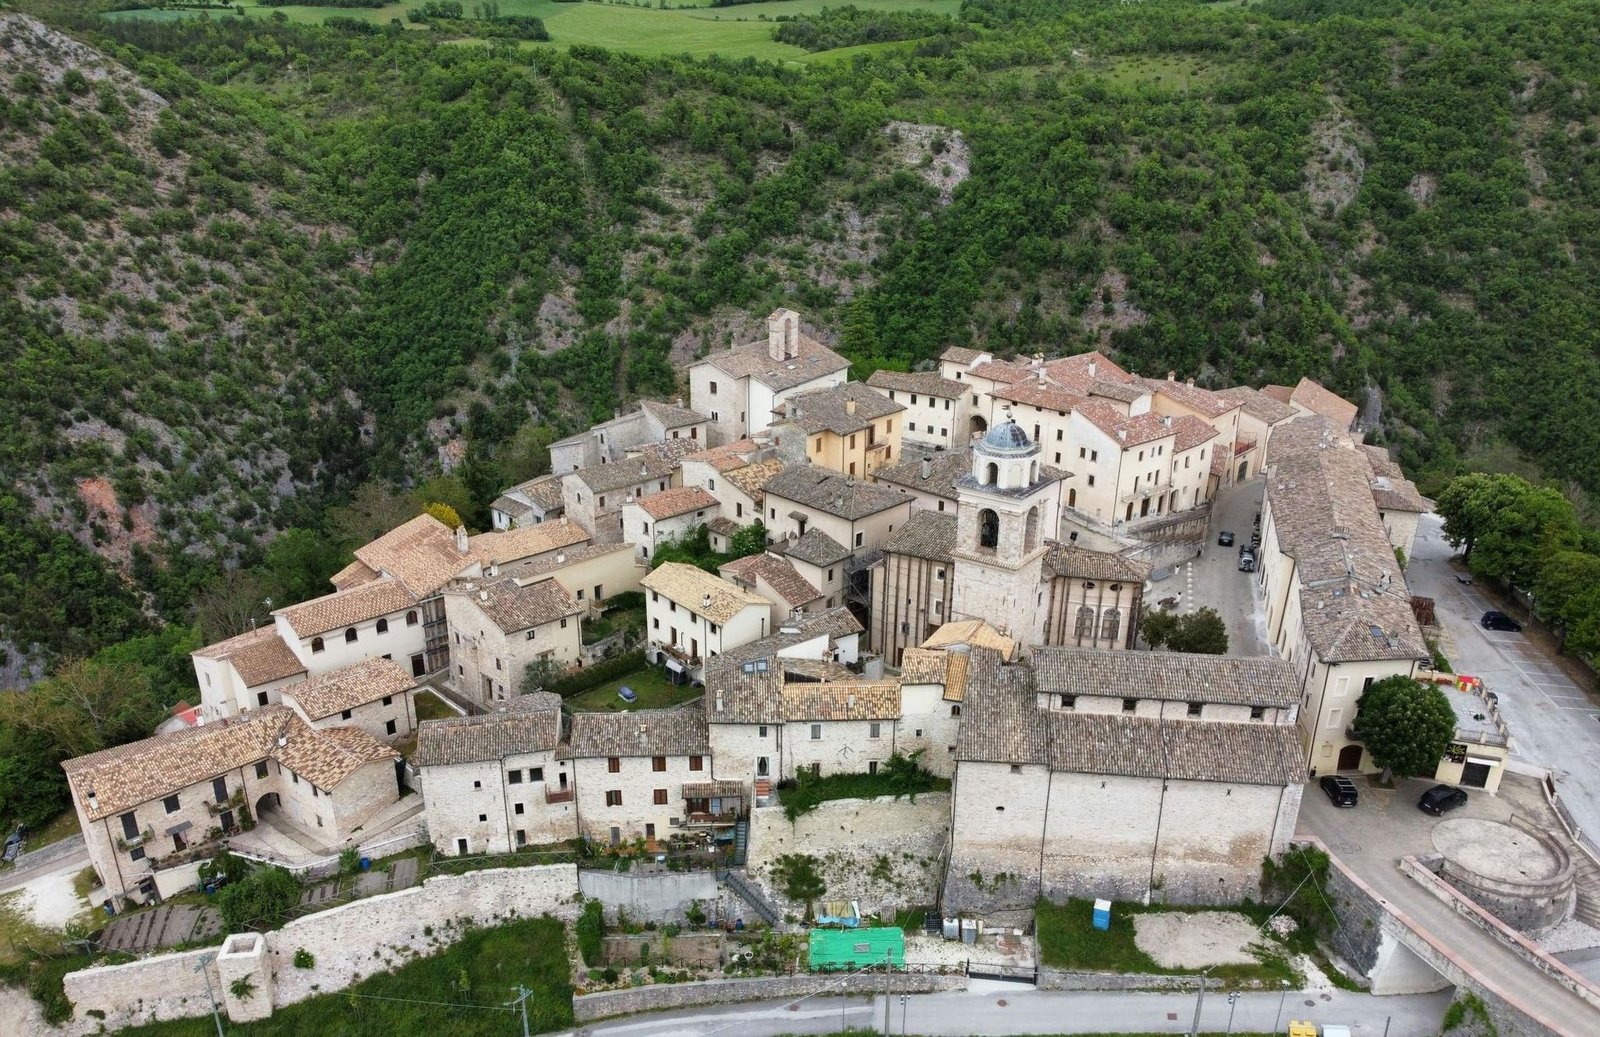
1092,898,1111,931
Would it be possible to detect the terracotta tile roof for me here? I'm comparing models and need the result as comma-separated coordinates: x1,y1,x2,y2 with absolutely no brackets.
567,454,678,495
283,657,415,721
468,522,590,566
352,514,470,598
63,707,396,820
636,486,719,521
568,708,710,758
1041,351,1135,393
330,559,379,591
884,511,958,563
865,370,966,399
922,620,1017,659
940,346,984,364
450,576,583,634
991,380,1087,413
953,649,1044,763
682,780,745,799
772,657,858,681
898,648,948,684
1088,380,1147,404
413,693,563,767
724,458,787,500
1361,446,1429,513
874,449,976,503
192,626,306,688
1216,386,1298,425
500,542,634,583
967,360,1033,385
1172,415,1220,452
1028,645,1300,707
776,528,851,567
776,383,903,436
1075,401,1177,449
1140,378,1238,419
1044,545,1153,584
1290,377,1359,430
522,475,565,512
703,609,865,724
685,439,765,472
782,680,900,721
695,332,849,392
719,554,821,609
943,651,970,702
278,579,418,638
766,467,911,521
640,399,707,429
1260,384,1294,404
641,562,770,624
706,517,742,537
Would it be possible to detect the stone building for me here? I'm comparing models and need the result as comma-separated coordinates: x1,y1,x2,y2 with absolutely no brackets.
893,647,969,778
762,466,913,556
1214,386,1298,483
549,400,708,474
490,473,565,530
871,511,957,668
863,370,968,450
687,308,850,445
770,381,905,479
640,562,773,683
442,576,585,707
568,709,718,845
779,680,904,780
1039,544,1151,650
466,520,591,577
718,552,823,619
1261,376,1360,431
190,627,307,724
872,450,978,516
278,657,418,744
943,648,1304,916
622,485,720,563
413,693,575,856
63,707,400,906
560,453,679,544
496,542,644,611
770,528,852,610
1361,444,1431,559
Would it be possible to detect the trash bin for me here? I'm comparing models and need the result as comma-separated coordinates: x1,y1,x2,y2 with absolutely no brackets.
359,856,371,871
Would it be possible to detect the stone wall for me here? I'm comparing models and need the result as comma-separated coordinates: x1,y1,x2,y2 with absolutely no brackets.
747,793,950,914
578,868,720,924
63,864,580,1032
1037,968,1200,991
572,971,966,1022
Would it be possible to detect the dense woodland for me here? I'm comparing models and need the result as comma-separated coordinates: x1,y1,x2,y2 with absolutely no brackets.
3,0,1600,825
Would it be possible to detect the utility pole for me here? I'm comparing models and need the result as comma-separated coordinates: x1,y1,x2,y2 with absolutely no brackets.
193,954,224,1037
1187,966,1214,1037
504,984,532,1037
1225,990,1240,1035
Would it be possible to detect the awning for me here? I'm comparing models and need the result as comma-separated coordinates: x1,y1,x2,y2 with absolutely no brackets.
166,820,193,836
663,657,685,674
1466,756,1501,767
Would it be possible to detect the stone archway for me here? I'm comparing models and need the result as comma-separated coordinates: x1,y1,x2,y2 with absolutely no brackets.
970,414,988,439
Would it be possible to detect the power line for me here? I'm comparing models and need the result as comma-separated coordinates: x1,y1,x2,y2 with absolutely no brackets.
338,991,516,1012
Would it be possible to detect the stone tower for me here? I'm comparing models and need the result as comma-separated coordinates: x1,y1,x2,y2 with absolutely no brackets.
951,411,1061,647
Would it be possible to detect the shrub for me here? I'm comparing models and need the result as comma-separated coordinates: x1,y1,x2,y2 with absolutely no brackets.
576,899,604,965
293,948,315,969
547,651,647,698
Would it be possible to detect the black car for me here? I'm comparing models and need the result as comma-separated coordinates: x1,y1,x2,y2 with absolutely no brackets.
1419,785,1469,816
1218,530,1235,546
1480,611,1522,632
1320,775,1359,807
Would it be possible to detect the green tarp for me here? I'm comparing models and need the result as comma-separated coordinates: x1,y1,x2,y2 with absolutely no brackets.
808,926,906,971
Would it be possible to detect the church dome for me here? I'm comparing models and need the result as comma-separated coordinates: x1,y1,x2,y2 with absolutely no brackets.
980,419,1034,456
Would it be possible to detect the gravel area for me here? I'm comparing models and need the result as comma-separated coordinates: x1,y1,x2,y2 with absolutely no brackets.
9,858,87,928
1539,918,1600,954
1132,911,1261,969
904,931,1034,969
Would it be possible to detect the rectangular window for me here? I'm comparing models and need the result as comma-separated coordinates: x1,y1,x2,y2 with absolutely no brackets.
854,532,864,547
163,795,180,814
385,719,397,735
811,724,822,741
759,726,768,738
709,380,717,395
131,847,146,862
654,789,668,805
689,756,704,771
1250,706,1266,720
1088,475,1096,487
516,830,527,847
515,803,525,815
1059,694,1076,709
608,757,621,773
869,722,881,739
1121,698,1137,714
606,790,622,807
1186,702,1203,717
1327,707,1343,730
508,770,523,784
213,777,228,803
652,756,667,772
868,760,879,775
341,709,352,720
120,812,138,840
381,695,393,706
530,767,544,782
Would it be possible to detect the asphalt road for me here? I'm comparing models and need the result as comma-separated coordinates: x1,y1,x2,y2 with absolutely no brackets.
1407,514,1600,838
1153,476,1269,656
568,985,1453,1036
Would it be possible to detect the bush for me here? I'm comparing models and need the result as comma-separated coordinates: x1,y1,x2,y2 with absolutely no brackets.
547,651,647,698
218,864,300,932
293,948,315,969
576,899,604,966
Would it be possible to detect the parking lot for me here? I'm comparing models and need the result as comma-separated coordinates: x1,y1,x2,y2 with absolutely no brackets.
1148,476,1271,655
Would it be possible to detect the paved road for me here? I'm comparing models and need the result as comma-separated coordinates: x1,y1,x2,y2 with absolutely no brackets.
1150,477,1270,656
1408,514,1600,838
1298,779,1600,1035
569,985,1453,1036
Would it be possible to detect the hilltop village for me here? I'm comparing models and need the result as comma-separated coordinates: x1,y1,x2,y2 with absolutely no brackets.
62,308,1452,918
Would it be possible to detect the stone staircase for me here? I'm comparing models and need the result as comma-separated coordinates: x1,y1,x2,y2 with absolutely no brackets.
733,819,749,865
1570,845,1600,928
724,867,784,927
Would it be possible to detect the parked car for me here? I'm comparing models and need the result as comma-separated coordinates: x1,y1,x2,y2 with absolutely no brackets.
1418,785,1469,816
1320,775,1359,807
1217,530,1235,546
1480,611,1522,632
1238,546,1257,572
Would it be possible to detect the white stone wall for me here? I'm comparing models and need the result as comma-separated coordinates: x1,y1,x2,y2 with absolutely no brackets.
1380,509,1422,560
445,590,581,707
689,363,744,446
871,387,961,449
574,753,709,844
624,503,711,563
275,608,428,677
764,494,912,558
707,722,779,790
945,761,1053,913
897,684,960,778
300,689,415,744
1062,414,1123,522
781,718,896,779
422,751,576,855
63,865,581,1033
645,589,769,673
1043,576,1140,650
787,554,846,610
746,794,950,912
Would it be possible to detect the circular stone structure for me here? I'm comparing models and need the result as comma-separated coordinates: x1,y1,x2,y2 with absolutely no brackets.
1431,818,1574,933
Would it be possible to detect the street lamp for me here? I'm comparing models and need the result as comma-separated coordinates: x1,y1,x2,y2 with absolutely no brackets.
1225,990,1241,1036
1272,979,1292,1035
192,953,224,1037
899,993,909,1035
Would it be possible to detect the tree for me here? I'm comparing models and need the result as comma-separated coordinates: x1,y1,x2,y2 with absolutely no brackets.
327,482,414,549
500,420,556,484
1140,606,1178,650
218,864,300,932
1350,675,1456,784
1535,550,1600,652
4,656,163,760
1141,606,1228,654
771,853,826,921
521,657,564,694
413,475,475,530
728,521,768,559
261,528,345,607
1434,473,1579,586
193,568,276,643
422,502,463,531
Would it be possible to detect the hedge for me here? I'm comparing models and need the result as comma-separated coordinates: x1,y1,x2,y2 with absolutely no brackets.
548,650,648,697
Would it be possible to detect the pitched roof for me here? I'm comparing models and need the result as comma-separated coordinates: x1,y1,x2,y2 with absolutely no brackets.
782,680,900,721
567,454,678,495
940,346,984,364
967,360,1034,385
1290,377,1360,429
635,485,719,521
451,576,583,633
278,579,418,638
640,399,707,429
352,514,469,598
1076,401,1178,449
63,707,397,820
706,516,742,537
702,608,865,723
865,370,965,399
694,331,849,392
724,458,787,500
568,708,710,758
719,554,821,609
1172,414,1221,453
1140,377,1238,419
776,383,903,436
499,541,634,583
521,475,566,512
1028,645,1300,707
685,439,766,473
922,619,1017,659
640,562,770,623
778,527,851,567
1216,386,1298,425
192,626,306,688
874,449,976,503
765,467,911,521
1041,351,1135,393
990,380,1088,414
468,522,590,567
1044,545,1153,584
884,511,958,563
413,693,563,767
282,657,415,721
1361,446,1430,513
330,559,379,591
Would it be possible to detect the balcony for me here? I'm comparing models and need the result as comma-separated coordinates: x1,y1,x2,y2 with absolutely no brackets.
651,640,701,666
680,811,739,828
545,786,574,804
1232,438,1258,457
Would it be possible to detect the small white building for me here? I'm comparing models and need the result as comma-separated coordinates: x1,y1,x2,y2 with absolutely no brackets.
279,657,418,744
191,626,307,723
864,370,968,450
413,693,576,856
623,485,720,563
687,309,850,446
640,562,772,683
497,541,646,609
490,474,566,530
442,576,585,707
762,466,913,556
718,552,822,619
779,679,902,780
569,709,716,846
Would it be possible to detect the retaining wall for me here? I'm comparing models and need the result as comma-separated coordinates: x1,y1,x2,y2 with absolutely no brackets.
572,971,967,1022
578,868,720,924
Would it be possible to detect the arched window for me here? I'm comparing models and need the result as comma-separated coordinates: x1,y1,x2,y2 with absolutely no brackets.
978,508,1000,550
985,462,999,486
1029,461,1038,483
1075,605,1095,638
345,627,358,644
406,611,419,627
1067,488,1077,508
1100,607,1121,642
1024,507,1040,553
950,704,962,718
311,637,324,653
376,618,388,635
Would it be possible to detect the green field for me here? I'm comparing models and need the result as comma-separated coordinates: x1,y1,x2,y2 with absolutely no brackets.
104,0,963,61
563,663,699,712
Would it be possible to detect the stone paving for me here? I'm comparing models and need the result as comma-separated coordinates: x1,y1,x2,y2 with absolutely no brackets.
99,903,221,952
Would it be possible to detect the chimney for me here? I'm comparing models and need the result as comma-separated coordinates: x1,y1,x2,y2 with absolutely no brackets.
560,515,568,526
702,594,712,609
454,524,469,555
920,457,932,480
847,693,856,707
715,691,724,712
846,399,857,416
555,552,566,564
1161,415,1172,428
1118,429,1127,442
637,722,648,746
1167,371,1176,382
479,590,489,602
768,308,799,361
1186,377,1195,388
1087,361,1097,378
86,790,98,813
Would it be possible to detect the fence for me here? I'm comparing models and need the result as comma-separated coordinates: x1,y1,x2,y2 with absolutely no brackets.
229,827,429,880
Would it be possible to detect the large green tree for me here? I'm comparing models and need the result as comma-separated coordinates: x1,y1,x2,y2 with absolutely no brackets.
1435,473,1580,585
1536,551,1600,658
1350,675,1457,784
1141,606,1229,655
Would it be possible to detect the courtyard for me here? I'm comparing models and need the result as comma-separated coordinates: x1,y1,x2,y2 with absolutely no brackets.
564,664,701,713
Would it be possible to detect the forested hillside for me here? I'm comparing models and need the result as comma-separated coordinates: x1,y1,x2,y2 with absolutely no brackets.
4,0,1600,670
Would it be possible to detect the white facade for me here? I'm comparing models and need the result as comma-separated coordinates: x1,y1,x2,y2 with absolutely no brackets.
424,750,576,856
573,752,710,845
